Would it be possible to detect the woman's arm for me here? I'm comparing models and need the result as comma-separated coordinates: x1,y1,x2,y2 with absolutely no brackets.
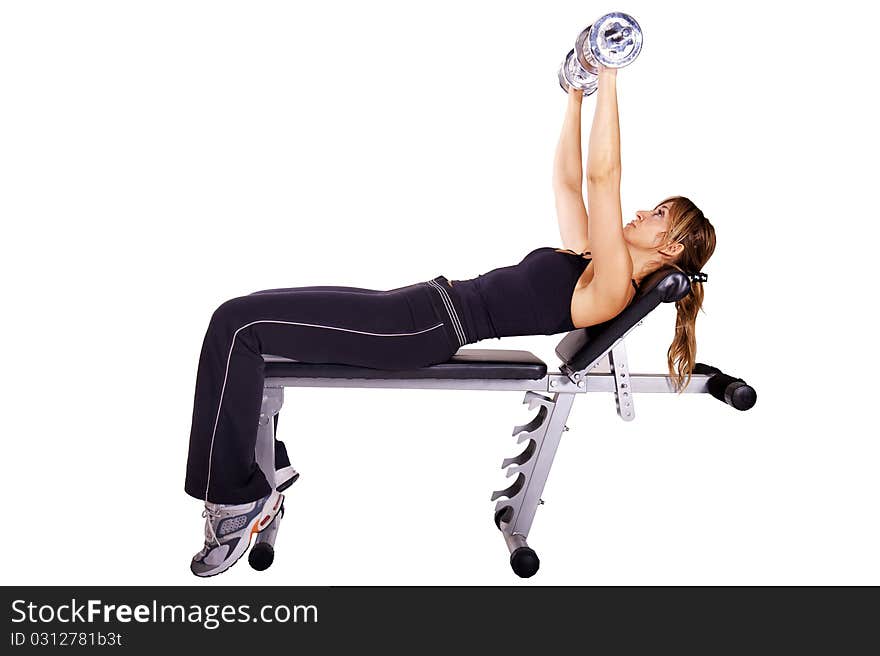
552,88,590,252
586,68,621,178
583,67,632,314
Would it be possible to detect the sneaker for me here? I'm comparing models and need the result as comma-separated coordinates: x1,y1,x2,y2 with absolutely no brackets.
276,465,300,492
190,490,284,578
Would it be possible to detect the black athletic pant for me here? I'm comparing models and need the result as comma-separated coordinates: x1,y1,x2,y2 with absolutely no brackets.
184,277,469,504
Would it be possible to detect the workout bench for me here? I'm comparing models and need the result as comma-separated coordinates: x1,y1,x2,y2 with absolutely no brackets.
248,266,756,577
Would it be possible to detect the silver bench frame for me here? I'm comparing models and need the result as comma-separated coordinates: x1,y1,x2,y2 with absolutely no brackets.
251,322,717,574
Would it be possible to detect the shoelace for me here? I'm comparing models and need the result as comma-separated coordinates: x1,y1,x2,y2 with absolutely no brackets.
201,505,224,547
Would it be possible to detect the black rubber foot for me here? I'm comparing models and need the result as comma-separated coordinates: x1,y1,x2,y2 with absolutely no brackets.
728,382,757,411
249,542,275,571
510,546,540,578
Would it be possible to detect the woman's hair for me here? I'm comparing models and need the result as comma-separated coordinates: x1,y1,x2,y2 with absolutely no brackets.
653,195,717,393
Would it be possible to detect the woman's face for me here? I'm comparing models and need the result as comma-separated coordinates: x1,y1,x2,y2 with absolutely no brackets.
624,201,676,252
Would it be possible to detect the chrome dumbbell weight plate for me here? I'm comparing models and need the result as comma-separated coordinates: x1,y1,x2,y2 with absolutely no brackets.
577,11,643,70
558,48,599,96
573,24,600,76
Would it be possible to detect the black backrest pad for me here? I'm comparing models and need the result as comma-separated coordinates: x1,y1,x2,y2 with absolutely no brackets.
555,267,692,372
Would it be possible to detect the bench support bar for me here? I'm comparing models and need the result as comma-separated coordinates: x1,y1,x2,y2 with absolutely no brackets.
492,390,576,555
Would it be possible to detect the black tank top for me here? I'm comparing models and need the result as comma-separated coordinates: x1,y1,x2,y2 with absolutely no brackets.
447,247,639,341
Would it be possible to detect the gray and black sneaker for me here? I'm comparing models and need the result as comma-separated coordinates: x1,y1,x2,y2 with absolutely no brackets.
190,490,284,578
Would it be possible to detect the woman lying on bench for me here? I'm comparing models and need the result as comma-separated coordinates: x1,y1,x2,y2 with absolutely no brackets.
186,63,717,577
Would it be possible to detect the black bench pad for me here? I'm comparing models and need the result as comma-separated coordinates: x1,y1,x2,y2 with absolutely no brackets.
264,349,547,380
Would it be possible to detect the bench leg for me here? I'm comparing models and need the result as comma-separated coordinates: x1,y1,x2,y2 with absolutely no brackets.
491,390,575,578
250,386,287,571
254,387,284,487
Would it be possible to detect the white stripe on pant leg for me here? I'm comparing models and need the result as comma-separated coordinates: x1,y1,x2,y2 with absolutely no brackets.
426,280,466,346
203,319,446,504
434,283,467,345
429,280,467,346
426,281,464,344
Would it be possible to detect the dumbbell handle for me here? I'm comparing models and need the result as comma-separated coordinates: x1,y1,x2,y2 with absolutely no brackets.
692,363,757,411
603,26,632,42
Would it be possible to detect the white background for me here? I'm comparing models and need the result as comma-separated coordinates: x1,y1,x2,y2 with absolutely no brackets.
1,0,877,585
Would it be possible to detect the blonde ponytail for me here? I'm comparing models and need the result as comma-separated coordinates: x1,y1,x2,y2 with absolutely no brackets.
651,196,717,393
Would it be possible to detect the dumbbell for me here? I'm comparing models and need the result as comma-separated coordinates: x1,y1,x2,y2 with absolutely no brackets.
558,11,643,95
